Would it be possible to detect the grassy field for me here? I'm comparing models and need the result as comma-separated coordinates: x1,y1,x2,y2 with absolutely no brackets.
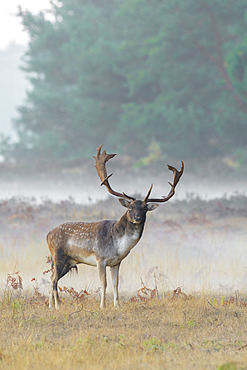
1,195,247,369
0,283,247,370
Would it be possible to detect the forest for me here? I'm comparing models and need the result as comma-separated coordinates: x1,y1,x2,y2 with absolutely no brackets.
1,3,247,368
1,0,247,167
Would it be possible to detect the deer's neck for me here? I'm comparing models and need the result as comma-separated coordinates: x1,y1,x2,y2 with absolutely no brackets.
114,212,145,240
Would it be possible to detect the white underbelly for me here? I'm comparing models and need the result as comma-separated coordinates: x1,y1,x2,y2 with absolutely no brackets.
67,240,97,267
77,254,97,267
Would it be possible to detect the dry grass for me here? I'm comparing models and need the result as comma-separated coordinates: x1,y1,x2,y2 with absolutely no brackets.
0,282,247,370
1,196,247,369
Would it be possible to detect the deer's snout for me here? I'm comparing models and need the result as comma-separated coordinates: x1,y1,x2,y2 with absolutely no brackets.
134,215,142,222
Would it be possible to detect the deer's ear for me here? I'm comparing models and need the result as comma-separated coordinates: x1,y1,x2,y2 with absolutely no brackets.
119,198,132,208
147,203,159,212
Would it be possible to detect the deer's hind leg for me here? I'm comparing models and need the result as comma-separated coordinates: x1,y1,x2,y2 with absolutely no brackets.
49,252,71,310
49,268,55,308
49,262,63,310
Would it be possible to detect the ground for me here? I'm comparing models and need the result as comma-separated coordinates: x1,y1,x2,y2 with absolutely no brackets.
0,289,247,369
0,174,247,369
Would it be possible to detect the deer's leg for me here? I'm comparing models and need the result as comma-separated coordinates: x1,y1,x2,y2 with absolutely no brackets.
49,269,55,308
110,263,120,307
53,279,60,310
49,277,59,310
97,260,107,308
49,260,70,310
49,265,61,310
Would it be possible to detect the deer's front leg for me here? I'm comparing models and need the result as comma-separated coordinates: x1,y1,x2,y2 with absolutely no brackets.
97,260,107,308
110,263,120,306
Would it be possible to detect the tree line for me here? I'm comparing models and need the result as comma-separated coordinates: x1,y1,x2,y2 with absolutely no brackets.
2,0,247,166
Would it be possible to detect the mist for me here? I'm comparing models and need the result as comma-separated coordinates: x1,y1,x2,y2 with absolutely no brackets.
0,43,27,139
0,0,247,300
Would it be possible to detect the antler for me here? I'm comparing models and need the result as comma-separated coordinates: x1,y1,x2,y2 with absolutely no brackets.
145,161,184,203
93,144,135,200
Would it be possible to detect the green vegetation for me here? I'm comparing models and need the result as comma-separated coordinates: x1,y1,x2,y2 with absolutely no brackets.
1,0,247,165
0,280,247,369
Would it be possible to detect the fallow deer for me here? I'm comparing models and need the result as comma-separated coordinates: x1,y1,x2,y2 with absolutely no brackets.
47,145,184,309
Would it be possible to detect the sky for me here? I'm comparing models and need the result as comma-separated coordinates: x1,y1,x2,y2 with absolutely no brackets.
0,1,52,138
0,1,51,49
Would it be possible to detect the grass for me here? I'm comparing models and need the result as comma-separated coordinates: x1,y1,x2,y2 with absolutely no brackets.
0,279,247,370
1,195,247,369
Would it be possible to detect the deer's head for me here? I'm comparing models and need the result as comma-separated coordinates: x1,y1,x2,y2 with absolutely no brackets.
119,199,158,224
93,144,184,221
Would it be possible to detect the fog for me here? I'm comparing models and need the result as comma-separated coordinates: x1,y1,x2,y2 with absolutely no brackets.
1,0,247,301
0,43,27,138
1,172,247,298
0,169,246,203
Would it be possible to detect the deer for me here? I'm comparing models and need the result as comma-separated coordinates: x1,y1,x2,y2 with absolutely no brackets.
47,144,184,309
